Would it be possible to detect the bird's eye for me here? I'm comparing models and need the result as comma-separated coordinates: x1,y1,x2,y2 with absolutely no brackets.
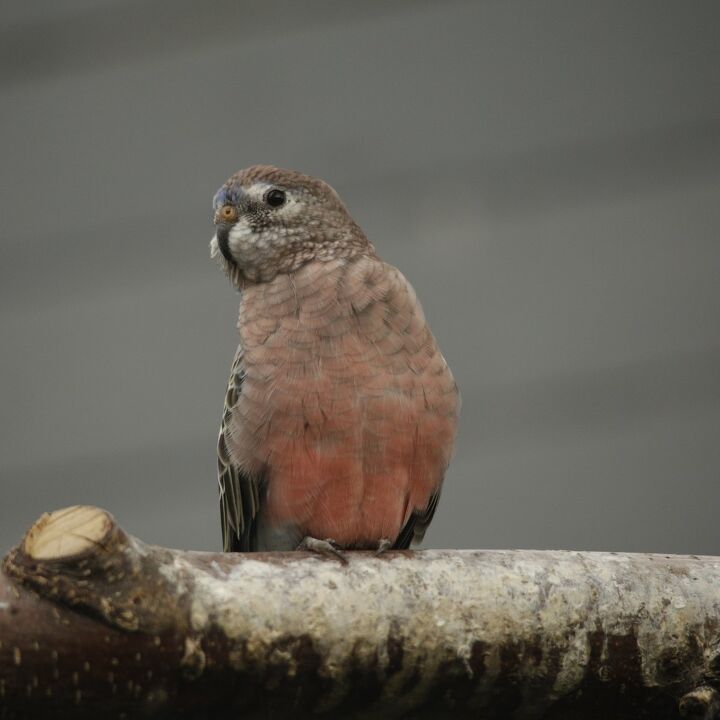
218,204,238,222
264,188,286,208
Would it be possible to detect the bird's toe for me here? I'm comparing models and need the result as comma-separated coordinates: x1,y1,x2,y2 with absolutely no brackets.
298,536,348,565
375,538,393,555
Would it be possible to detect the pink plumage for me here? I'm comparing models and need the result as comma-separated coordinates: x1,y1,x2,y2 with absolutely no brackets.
212,166,459,553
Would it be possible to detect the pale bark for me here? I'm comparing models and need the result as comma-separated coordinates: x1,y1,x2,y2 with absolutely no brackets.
1,505,720,719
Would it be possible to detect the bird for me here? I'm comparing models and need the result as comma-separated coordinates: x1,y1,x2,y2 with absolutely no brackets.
210,165,459,556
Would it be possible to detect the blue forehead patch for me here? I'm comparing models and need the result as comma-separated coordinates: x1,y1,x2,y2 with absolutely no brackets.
213,185,242,209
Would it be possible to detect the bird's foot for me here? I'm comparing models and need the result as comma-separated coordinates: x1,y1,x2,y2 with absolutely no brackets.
297,536,347,565
375,538,393,556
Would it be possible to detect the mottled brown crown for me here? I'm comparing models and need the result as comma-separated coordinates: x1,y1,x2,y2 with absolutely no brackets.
225,165,343,206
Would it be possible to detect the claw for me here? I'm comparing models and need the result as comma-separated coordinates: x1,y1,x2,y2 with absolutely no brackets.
375,538,393,556
298,536,348,565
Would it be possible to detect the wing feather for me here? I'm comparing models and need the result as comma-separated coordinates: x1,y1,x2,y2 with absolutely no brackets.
218,346,263,552
393,490,441,550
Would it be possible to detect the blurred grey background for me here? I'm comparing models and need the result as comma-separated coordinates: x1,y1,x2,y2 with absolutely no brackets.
1,0,719,555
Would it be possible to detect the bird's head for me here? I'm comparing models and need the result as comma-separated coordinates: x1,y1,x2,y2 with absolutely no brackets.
210,165,373,285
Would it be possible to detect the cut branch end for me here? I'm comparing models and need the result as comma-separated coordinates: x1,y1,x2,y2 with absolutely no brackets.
22,505,113,560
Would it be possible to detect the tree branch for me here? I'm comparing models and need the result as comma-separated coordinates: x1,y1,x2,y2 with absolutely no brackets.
1,505,719,719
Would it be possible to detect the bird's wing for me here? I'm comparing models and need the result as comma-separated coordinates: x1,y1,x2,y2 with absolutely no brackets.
218,346,263,552
393,490,441,550
364,261,457,550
